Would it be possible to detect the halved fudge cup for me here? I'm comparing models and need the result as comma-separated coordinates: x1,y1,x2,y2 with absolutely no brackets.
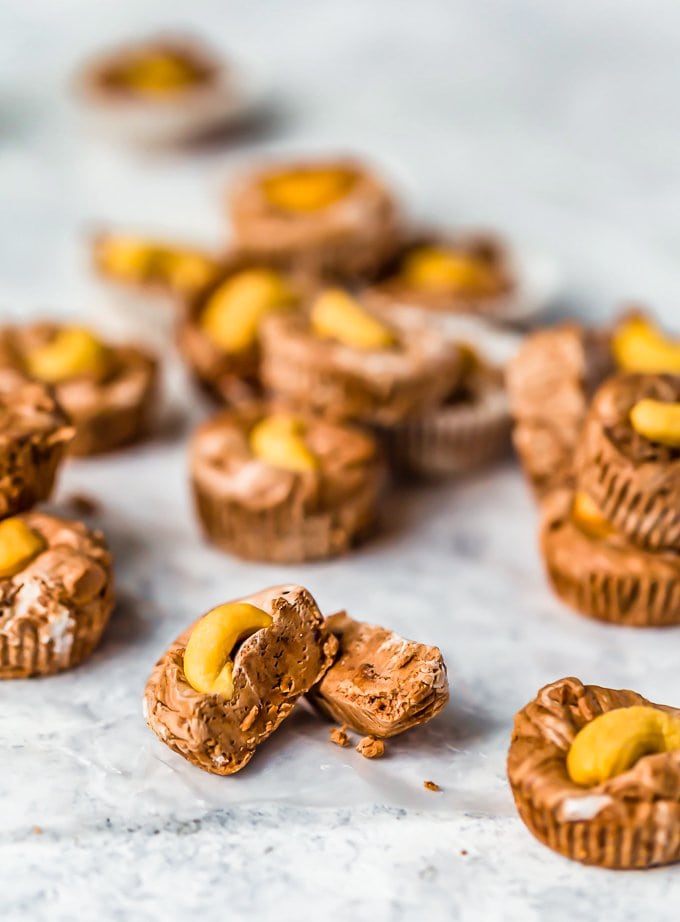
0,323,158,456
0,373,73,519
308,612,449,738
540,488,680,627
507,323,614,496
508,676,680,869
76,34,249,146
576,373,680,552
143,585,338,775
190,404,384,563
228,157,402,280
0,512,114,678
259,303,463,427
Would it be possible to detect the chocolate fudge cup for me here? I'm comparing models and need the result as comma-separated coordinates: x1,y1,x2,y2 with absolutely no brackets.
190,404,385,563
508,676,680,869
76,34,248,146
0,512,114,678
0,323,158,456
576,373,680,552
367,231,517,319
541,487,680,627
259,298,464,427
228,157,402,280
506,323,614,496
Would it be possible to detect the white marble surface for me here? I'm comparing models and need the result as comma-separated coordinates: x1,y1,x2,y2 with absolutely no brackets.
2,2,680,920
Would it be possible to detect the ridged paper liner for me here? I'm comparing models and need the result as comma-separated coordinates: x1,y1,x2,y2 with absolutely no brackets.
193,476,380,564
0,589,115,679
0,430,71,519
541,491,680,626
68,375,157,456
577,427,680,553
510,785,680,869
382,387,510,478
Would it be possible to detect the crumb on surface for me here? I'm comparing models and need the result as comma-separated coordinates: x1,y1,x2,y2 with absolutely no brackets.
460,849,468,856
423,780,442,792
329,725,350,748
32,825,43,835
356,736,385,759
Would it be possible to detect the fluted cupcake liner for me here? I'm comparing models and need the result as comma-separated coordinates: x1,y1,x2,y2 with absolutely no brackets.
380,388,510,478
578,445,680,554
510,786,680,869
68,379,157,456
193,479,379,564
0,594,114,679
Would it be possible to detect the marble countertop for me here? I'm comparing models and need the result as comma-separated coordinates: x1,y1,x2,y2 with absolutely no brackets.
2,2,680,920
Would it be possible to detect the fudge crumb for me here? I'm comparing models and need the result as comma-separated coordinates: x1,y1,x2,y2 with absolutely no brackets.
239,706,259,732
66,493,100,516
423,780,442,792
460,849,468,856
356,736,385,759
329,726,350,748
32,825,43,835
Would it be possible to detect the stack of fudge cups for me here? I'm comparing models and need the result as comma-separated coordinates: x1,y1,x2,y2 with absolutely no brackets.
171,155,522,565
508,311,680,627
0,371,115,677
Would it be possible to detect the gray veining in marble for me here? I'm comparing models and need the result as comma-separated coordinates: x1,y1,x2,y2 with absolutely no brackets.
2,2,680,920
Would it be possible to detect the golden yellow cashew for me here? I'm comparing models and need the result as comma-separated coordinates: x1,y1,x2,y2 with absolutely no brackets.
311,288,395,351
572,491,614,540
183,602,273,699
27,328,110,383
399,246,497,294
629,398,680,448
200,268,296,353
162,250,219,294
567,705,680,786
120,52,199,94
261,167,356,213
250,414,318,473
0,518,46,579
98,236,152,281
613,315,680,373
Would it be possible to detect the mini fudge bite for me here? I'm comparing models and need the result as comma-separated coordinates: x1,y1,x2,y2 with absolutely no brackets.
228,158,401,279
508,677,680,868
308,612,449,738
144,585,338,775
540,488,680,627
0,512,114,678
190,404,384,563
93,232,221,301
260,287,463,426
0,374,73,518
0,324,158,456
177,257,307,404
575,373,680,553
506,322,614,496
77,35,242,145
369,232,515,319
